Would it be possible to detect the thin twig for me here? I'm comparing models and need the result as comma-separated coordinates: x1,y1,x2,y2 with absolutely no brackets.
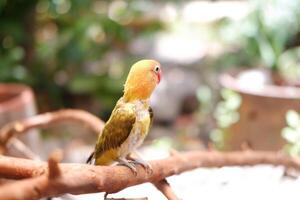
153,179,180,200
48,149,63,179
0,109,104,146
6,137,40,160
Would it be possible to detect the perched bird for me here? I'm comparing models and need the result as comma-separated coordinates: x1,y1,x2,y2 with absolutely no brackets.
87,59,162,174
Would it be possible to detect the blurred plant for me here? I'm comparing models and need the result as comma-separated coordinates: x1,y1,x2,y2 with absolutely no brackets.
196,85,214,136
278,47,300,84
218,0,300,72
0,0,165,116
210,0,300,144
282,110,300,156
152,137,174,152
210,89,241,149
196,85,213,115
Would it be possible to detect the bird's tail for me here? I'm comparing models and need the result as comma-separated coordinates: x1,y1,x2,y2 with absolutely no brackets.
86,151,94,164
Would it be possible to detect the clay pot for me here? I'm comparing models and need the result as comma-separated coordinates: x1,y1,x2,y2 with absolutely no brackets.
219,69,300,151
0,84,40,154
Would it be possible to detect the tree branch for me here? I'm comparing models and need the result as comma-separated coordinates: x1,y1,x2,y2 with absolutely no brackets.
0,109,104,146
47,149,63,179
1,110,299,200
153,179,180,200
0,109,179,199
0,150,300,199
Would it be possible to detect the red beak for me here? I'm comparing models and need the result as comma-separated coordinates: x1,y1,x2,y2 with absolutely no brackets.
157,71,161,84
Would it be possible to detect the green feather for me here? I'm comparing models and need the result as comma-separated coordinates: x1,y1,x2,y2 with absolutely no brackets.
94,100,136,158
148,106,154,127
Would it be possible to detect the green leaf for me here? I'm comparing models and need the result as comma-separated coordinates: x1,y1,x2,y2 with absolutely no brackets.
196,86,212,106
286,110,300,128
288,144,300,157
210,129,224,143
282,127,299,143
220,89,241,110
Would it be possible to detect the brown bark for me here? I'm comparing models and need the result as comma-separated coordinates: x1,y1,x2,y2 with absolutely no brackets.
6,137,40,160
1,109,300,200
153,179,180,200
0,150,300,199
0,109,104,146
47,149,63,179
0,109,178,199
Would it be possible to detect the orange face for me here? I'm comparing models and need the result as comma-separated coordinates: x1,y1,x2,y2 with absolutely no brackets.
152,63,162,84
141,60,162,84
124,59,162,101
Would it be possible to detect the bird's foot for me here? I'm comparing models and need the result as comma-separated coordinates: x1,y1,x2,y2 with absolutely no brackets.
117,158,137,176
129,158,153,175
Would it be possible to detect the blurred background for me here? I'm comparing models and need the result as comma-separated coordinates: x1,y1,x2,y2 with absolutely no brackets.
2,0,300,199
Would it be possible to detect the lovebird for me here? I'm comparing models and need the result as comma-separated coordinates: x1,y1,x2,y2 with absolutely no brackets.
87,59,162,174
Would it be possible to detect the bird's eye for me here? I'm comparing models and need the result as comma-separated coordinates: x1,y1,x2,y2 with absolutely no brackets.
154,66,160,72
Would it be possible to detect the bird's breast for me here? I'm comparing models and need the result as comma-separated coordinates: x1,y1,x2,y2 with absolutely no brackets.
118,101,151,156
135,101,151,136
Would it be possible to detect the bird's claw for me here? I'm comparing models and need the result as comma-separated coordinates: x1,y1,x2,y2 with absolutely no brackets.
130,160,153,175
117,159,138,176
144,164,153,175
117,157,153,175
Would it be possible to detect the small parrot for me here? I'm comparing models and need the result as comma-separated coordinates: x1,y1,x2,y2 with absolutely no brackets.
87,59,162,174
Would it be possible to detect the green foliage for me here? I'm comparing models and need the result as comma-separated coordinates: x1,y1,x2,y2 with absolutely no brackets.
0,0,165,114
214,89,241,128
152,137,174,151
218,0,300,71
211,89,241,149
278,47,300,82
282,110,300,156
196,85,212,114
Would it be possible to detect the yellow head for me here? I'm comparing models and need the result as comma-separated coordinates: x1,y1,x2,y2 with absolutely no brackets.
124,59,162,102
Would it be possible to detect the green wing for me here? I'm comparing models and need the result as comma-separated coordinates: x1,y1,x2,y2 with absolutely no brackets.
149,106,154,127
94,103,136,158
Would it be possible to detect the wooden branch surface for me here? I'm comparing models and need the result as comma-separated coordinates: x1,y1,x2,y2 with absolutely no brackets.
153,179,180,200
0,109,179,199
1,109,299,200
0,109,104,145
0,150,300,200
